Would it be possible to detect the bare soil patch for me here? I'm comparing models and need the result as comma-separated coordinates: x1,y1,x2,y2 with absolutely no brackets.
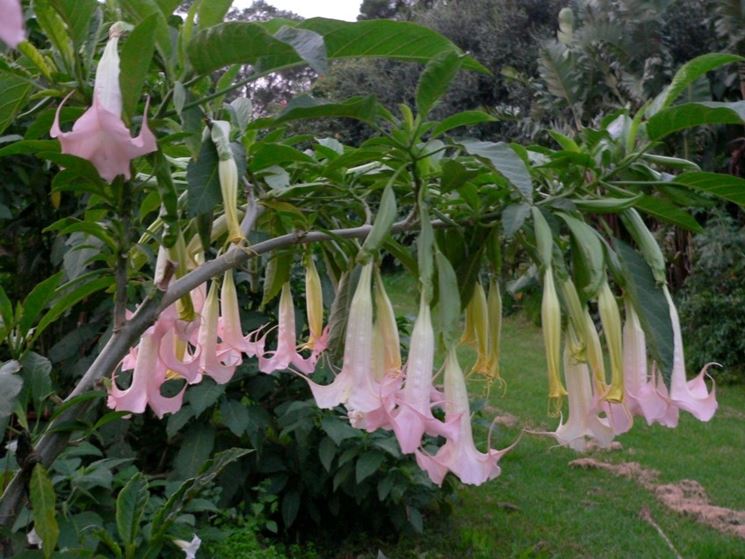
570,458,745,540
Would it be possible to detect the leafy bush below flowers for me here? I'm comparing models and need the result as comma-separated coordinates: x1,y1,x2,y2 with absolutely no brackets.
679,211,745,383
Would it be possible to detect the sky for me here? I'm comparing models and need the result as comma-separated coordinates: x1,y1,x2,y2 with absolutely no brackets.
232,0,362,21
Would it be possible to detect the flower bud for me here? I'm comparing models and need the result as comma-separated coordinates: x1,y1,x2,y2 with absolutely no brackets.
598,281,624,402
218,157,243,244
541,268,567,414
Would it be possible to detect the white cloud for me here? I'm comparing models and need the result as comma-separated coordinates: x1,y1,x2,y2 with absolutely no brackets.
232,0,362,21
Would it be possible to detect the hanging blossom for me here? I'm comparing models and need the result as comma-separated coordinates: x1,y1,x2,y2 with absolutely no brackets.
543,329,615,451
300,256,329,353
388,293,459,454
51,24,156,182
622,298,678,427
196,281,241,384
173,535,201,559
416,349,513,486
306,263,383,412
108,306,189,418
350,271,404,432
218,269,261,358
0,0,24,48
251,281,326,375
664,286,718,421
541,267,567,415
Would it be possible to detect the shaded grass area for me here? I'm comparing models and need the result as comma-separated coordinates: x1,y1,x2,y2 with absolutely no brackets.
362,274,745,558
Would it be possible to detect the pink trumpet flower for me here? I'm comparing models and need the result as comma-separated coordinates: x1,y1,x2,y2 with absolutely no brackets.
51,26,156,182
415,349,512,486
622,299,678,427
197,282,240,384
552,338,615,451
0,0,24,48
306,263,383,413
252,282,324,375
218,270,261,357
108,316,186,418
389,294,459,454
664,286,718,422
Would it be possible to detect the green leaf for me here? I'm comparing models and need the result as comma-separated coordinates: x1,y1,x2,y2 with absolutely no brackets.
431,110,496,138
361,183,397,258
558,213,605,299
418,209,435,300
32,0,74,65
49,0,97,46
119,0,172,62
460,140,532,199
251,95,384,129
20,352,53,411
116,473,149,552
635,195,702,233
188,19,487,75
220,399,250,437
356,451,385,483
573,195,642,213
0,361,22,419
502,203,531,238
120,15,158,120
318,437,336,472
249,142,314,171
673,172,745,206
197,0,233,28
187,137,221,217
173,424,215,478
435,250,461,348
531,207,553,268
19,272,63,338
260,251,293,308
321,416,359,445
416,49,462,117
30,464,59,559
281,490,301,528
615,240,674,386
186,380,225,416
274,26,328,75
0,71,33,136
646,101,745,141
650,53,743,114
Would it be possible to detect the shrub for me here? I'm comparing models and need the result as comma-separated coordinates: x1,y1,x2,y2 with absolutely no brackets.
679,211,745,383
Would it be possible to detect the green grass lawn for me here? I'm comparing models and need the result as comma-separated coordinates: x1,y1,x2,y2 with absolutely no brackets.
368,274,745,559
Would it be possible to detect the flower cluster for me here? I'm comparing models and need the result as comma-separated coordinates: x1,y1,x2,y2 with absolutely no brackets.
538,269,717,452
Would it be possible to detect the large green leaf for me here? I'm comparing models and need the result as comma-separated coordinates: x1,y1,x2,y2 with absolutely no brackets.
30,464,59,559
188,18,487,75
186,137,221,217
251,95,385,128
274,26,328,75
197,0,232,28
361,182,397,258
558,213,604,298
173,424,215,478
634,195,702,233
120,15,158,120
119,0,172,62
615,240,674,386
649,53,743,114
32,0,74,64
460,140,532,199
49,0,98,46
416,49,463,117
116,473,149,553
672,172,745,206
431,110,496,138
646,101,745,141
0,361,22,419
435,250,461,348
0,71,33,135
